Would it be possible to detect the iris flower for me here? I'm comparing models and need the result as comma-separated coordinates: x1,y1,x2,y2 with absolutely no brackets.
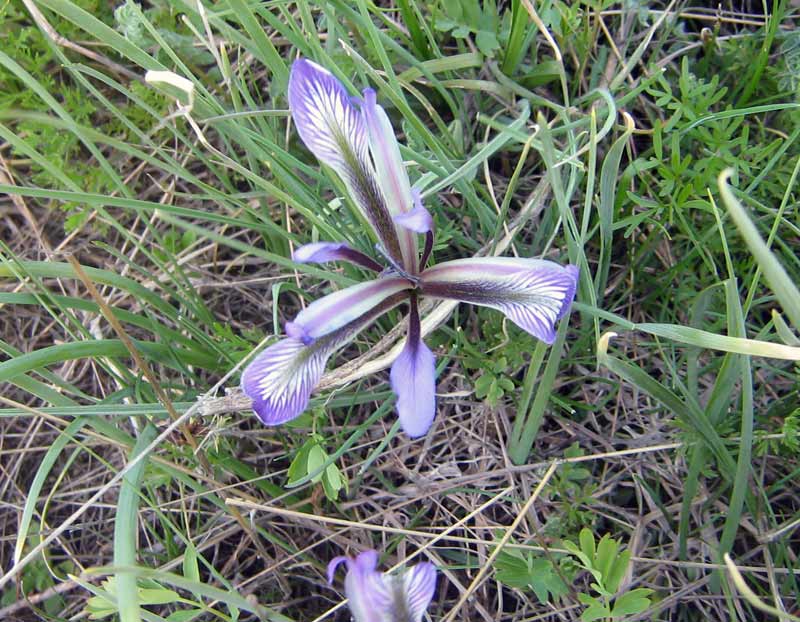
327,550,436,622
241,59,579,437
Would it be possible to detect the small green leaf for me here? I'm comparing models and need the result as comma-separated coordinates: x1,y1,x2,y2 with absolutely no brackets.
577,594,610,622
494,550,569,604
322,463,344,501
475,30,500,57
166,610,204,622
579,528,596,562
610,588,654,617
138,587,182,605
605,548,631,594
306,444,326,484
595,534,619,584
581,604,612,622
287,440,315,485
183,546,199,584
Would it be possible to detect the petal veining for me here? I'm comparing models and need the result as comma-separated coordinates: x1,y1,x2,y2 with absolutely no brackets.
240,338,325,425
421,257,579,344
292,276,412,341
288,59,403,263
343,551,392,622
392,562,437,622
328,550,437,622
288,59,368,175
241,290,408,424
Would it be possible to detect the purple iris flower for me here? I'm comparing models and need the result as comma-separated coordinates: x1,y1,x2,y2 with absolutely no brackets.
240,59,579,437
327,550,437,622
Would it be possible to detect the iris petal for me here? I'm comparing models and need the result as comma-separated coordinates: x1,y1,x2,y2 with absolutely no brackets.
241,289,408,425
291,276,412,342
343,551,392,622
240,338,325,425
328,550,437,622
421,257,579,344
394,203,433,234
288,59,368,175
397,562,437,622
288,59,402,262
390,296,436,438
362,87,418,272
292,241,384,272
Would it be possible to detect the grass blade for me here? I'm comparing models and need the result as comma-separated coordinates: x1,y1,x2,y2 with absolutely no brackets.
115,424,158,622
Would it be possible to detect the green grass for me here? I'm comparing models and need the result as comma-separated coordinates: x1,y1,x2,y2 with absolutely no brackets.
1,1,799,620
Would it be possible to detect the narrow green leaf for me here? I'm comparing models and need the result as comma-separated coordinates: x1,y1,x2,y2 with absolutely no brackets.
115,424,158,622
14,418,88,564
595,114,633,302
719,170,800,329
225,0,288,92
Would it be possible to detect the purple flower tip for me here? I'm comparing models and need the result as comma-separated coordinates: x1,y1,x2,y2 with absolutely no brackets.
362,87,377,107
327,549,437,622
394,189,433,233
556,264,580,320
327,555,350,584
285,321,313,345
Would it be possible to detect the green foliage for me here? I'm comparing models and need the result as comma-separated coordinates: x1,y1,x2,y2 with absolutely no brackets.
471,356,515,406
460,311,531,406
563,529,654,621
541,443,597,539
287,436,347,502
85,577,182,620
0,555,73,617
433,0,503,57
756,408,800,456
495,548,571,604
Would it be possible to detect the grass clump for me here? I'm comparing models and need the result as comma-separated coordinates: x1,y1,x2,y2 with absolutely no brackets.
0,1,798,621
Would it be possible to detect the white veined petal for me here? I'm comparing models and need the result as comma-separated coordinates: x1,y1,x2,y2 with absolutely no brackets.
288,59,404,264
288,59,368,174
240,338,329,425
398,563,437,622
241,289,409,425
421,258,579,344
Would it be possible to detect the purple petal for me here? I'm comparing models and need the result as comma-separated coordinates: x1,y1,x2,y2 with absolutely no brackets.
362,88,418,273
421,258,579,344
240,338,325,425
394,189,433,233
289,60,404,267
343,551,392,622
293,241,349,263
289,59,368,175
390,339,436,438
284,321,312,345
329,550,437,622
291,276,412,342
293,241,384,272
390,297,436,438
352,550,379,573
241,289,409,425
327,556,350,584
397,562,437,622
